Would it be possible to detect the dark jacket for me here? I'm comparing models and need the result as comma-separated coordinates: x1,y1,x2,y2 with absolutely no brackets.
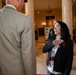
42,29,73,75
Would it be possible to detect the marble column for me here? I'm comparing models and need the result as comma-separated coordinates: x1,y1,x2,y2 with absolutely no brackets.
24,0,35,46
0,0,2,9
62,0,73,38
25,0,35,25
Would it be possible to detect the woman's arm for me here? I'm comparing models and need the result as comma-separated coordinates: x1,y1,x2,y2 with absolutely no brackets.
42,38,54,53
42,28,55,53
63,40,74,75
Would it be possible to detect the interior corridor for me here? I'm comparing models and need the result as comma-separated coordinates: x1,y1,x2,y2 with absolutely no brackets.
36,36,76,75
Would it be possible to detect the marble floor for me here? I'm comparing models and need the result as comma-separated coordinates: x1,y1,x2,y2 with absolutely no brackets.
36,36,76,75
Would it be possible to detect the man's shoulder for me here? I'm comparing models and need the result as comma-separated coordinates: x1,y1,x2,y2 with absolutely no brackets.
2,6,30,18
14,11,30,19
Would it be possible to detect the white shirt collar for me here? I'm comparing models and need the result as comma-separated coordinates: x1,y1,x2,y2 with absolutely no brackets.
56,35,61,40
6,4,17,10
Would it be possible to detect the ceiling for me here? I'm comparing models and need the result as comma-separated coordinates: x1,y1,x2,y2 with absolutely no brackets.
34,0,62,10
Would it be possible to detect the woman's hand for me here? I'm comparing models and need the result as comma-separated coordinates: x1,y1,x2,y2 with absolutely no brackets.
53,39,64,45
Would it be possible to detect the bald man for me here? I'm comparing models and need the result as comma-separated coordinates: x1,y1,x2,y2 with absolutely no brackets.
0,0,36,75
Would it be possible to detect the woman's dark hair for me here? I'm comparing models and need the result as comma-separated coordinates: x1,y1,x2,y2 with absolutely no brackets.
57,21,71,40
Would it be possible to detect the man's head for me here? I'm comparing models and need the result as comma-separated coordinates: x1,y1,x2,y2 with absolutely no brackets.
6,0,24,11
